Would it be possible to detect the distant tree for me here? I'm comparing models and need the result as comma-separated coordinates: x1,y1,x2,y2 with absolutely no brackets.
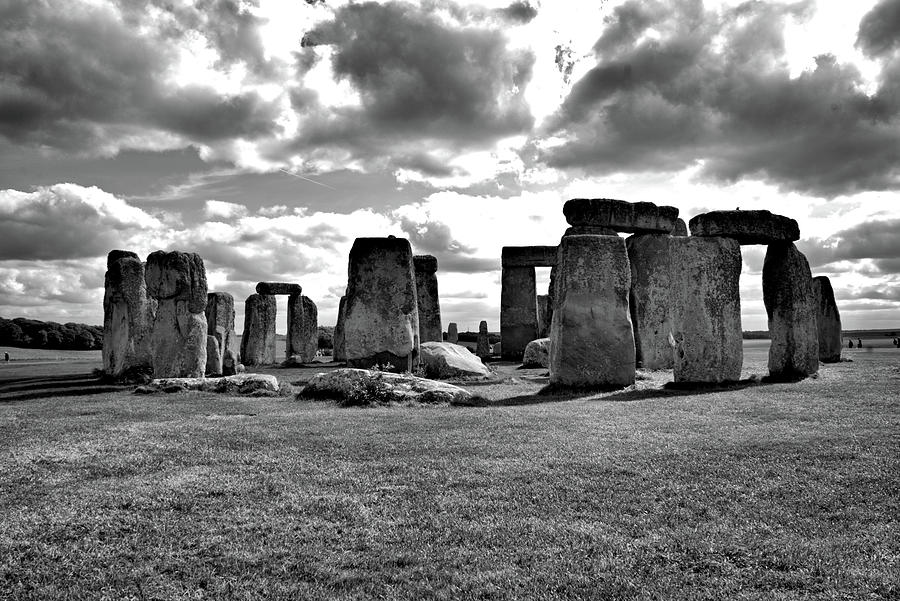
0,320,23,345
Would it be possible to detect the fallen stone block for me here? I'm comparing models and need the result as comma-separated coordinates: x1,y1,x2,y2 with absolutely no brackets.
298,368,473,405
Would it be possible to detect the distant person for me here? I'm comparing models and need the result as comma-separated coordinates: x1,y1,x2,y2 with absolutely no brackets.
3,352,7,362
848,339,854,349
857,338,863,349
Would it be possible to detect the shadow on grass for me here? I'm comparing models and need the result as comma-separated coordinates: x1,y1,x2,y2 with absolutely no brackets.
0,373,131,402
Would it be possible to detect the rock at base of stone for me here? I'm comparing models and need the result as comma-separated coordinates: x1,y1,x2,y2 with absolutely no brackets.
764,242,819,380
549,235,635,389
241,294,277,365
419,342,492,379
812,276,842,363
287,294,318,362
563,198,679,234
137,373,280,395
476,321,491,358
298,368,472,405
689,210,800,245
627,234,675,370
205,335,221,376
522,338,551,368
669,237,743,383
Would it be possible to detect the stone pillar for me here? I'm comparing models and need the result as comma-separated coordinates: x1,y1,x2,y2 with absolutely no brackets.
344,237,419,372
102,250,155,378
812,276,842,363
206,292,239,375
626,234,674,369
669,237,743,383
287,294,318,362
447,322,459,343
241,293,276,365
500,266,537,360
536,295,551,339
476,320,490,358
414,255,442,343
549,235,635,389
205,335,221,376
145,250,208,378
764,242,819,380
333,295,347,362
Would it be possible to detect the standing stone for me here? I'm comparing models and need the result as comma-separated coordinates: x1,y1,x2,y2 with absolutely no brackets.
476,321,490,358
287,294,318,363
414,255,442,343
447,322,459,344
206,292,239,375
812,276,842,363
549,235,635,389
103,250,154,378
500,266,536,358
627,234,674,369
333,295,347,362
669,237,743,383
145,250,208,378
205,335,221,376
673,218,688,236
536,295,551,338
241,294,277,365
344,237,419,372
763,242,819,380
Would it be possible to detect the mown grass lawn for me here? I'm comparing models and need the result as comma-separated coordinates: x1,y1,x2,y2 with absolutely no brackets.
1,351,898,600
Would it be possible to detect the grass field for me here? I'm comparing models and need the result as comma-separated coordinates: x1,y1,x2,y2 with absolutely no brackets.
0,343,897,599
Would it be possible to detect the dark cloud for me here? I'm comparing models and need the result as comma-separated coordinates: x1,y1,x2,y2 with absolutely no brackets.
400,217,476,255
0,1,280,154
541,0,900,197
295,1,534,160
857,0,900,58
798,218,900,273
497,1,539,24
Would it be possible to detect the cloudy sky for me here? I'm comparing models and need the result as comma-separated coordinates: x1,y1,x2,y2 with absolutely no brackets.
2,0,899,333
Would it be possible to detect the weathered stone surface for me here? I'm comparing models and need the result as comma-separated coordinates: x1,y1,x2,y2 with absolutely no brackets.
241,293,276,365
145,251,208,378
255,282,302,296
563,198,679,234
476,320,491,358
420,341,492,379
523,338,550,368
447,322,459,344
344,237,419,372
627,234,674,369
764,243,819,380
414,255,443,343
500,265,537,360
206,292,239,375
501,246,558,268
673,218,688,236
333,295,347,362
549,235,635,389
536,295,551,338
299,368,472,405
492,341,502,356
205,335,221,376
689,210,800,245
138,373,280,395
669,237,743,383
812,276,842,363
287,294,318,362
563,225,618,236
103,252,154,379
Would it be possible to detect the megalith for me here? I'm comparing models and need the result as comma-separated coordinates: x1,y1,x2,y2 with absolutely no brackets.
102,250,154,378
763,242,819,380
241,294,276,365
205,335,221,376
333,295,347,362
563,198,680,234
145,250,208,378
256,282,302,296
447,322,459,344
536,294,551,338
812,276,842,363
287,294,318,363
668,237,743,383
476,320,490,359
672,218,688,236
343,237,419,372
549,235,635,389
206,292,239,375
626,234,674,369
414,255,442,343
500,246,557,360
689,210,799,244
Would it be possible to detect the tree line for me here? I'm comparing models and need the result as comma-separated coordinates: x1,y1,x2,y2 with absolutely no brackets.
0,316,103,351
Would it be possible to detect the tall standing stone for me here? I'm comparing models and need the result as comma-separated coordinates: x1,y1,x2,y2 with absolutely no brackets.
476,320,490,359
812,276,842,363
627,234,674,369
763,242,819,380
287,294,318,362
333,295,347,362
500,246,557,360
103,250,155,378
536,295,551,339
344,237,419,372
205,335,221,376
241,293,276,365
206,292,239,375
414,255,442,343
669,237,743,383
145,250,208,378
447,322,459,344
549,235,635,389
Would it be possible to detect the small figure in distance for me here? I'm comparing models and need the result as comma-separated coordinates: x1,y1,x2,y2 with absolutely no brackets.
848,339,854,349
3,352,8,362
857,338,863,349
